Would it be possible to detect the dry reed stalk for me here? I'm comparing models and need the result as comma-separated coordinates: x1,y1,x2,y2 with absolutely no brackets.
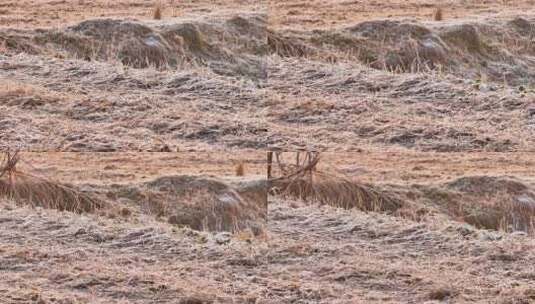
272,151,320,180
0,151,19,179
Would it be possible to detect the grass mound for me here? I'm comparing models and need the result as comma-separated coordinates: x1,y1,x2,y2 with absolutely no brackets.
113,175,266,234
268,31,314,58
0,14,267,79
64,19,179,68
446,176,535,233
270,17,535,84
0,152,104,213
414,176,535,233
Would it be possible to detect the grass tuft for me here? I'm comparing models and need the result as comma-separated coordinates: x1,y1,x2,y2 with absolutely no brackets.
433,7,443,21
235,163,245,176
270,152,401,213
153,2,162,20
0,152,104,213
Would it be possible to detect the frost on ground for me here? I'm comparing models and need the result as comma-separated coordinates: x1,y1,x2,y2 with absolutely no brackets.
2,7,535,151
268,198,535,303
2,153,535,303
0,200,270,304
0,13,268,151
265,152,535,303
0,153,270,303
5,190,535,303
267,16,535,151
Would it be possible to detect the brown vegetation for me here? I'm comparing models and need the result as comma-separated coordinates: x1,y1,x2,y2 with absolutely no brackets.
270,152,535,234
433,7,443,21
1,0,535,302
270,152,401,212
0,152,104,213
153,1,162,20
0,152,534,303
235,162,245,176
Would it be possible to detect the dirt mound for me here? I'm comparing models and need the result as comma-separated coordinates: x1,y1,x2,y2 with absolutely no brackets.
113,175,267,234
63,19,179,68
417,176,535,233
229,178,268,212
279,19,448,71
274,172,535,234
0,14,267,79
347,20,449,71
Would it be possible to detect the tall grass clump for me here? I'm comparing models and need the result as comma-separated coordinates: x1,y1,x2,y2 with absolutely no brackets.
153,2,162,20
269,152,402,213
0,152,104,213
433,7,443,21
235,162,245,176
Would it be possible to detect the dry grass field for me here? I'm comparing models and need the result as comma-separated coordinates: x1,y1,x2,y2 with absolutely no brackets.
1,1,534,151
268,152,535,302
2,0,535,303
0,0,267,151
0,152,269,303
2,152,535,302
269,0,535,30
267,0,535,151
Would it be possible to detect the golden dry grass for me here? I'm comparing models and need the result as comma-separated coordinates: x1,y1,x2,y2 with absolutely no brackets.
153,2,162,20
270,152,401,213
269,0,535,30
0,152,104,213
270,152,535,234
235,162,245,176
273,171,402,212
433,7,443,21
468,199,535,233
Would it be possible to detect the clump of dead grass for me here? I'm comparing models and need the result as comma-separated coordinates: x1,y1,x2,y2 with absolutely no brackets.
0,152,104,213
118,175,266,234
427,287,452,301
433,7,443,21
235,163,245,176
459,191,535,233
417,176,535,234
268,31,314,58
0,81,62,109
153,2,162,20
270,152,402,213
444,176,535,233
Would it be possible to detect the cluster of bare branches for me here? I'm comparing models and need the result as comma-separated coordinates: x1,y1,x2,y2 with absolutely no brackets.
267,151,320,181
268,151,401,213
